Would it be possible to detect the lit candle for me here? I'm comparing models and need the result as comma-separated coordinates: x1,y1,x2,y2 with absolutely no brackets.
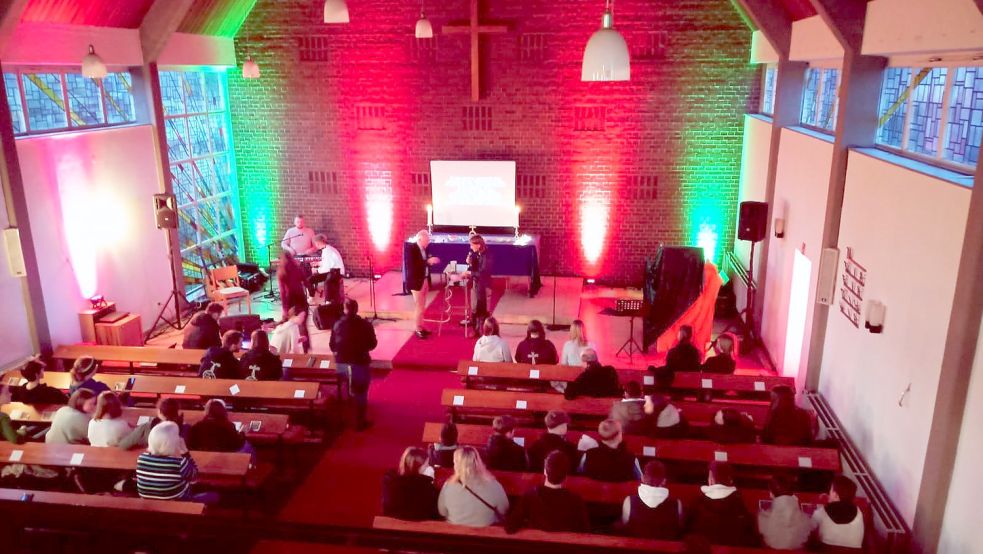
426,204,433,227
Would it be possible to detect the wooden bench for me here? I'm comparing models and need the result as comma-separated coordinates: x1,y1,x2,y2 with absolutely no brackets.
458,360,793,398
373,516,798,553
420,422,840,472
0,487,205,514
440,389,773,428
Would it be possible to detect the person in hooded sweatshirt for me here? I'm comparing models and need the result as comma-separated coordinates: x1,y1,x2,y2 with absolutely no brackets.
381,446,439,521
757,475,811,550
609,381,651,435
579,419,642,482
564,349,621,400
644,369,688,439
685,461,758,546
428,421,459,469
485,415,527,472
198,331,243,379
182,302,225,350
472,318,512,362
505,451,590,534
514,320,558,365
527,410,579,472
238,329,283,381
811,475,865,550
621,460,682,540
705,408,757,444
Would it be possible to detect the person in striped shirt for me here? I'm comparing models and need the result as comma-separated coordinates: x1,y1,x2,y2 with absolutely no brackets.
136,421,206,502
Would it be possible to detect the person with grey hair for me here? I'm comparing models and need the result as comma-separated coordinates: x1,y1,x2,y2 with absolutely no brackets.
563,348,620,400
136,421,218,504
406,229,440,339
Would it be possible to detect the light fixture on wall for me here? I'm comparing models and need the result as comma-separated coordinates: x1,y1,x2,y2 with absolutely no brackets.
242,56,261,79
865,300,886,334
81,44,107,79
415,0,433,38
774,217,785,238
581,0,630,82
324,0,350,23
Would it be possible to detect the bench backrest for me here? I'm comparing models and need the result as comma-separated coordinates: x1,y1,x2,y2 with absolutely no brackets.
0,487,205,514
0,442,250,477
52,344,340,373
421,422,839,471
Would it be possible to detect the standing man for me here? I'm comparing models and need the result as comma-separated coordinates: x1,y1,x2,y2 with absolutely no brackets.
330,299,378,431
406,230,440,339
281,215,317,256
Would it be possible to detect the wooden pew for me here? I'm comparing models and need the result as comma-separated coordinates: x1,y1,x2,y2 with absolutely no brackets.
420,422,840,472
0,487,205,514
440,389,773,428
373,516,799,553
458,360,793,398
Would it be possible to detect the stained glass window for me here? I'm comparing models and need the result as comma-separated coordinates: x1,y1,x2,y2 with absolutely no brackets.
22,72,68,131
161,70,241,296
761,66,777,115
103,72,135,124
907,67,948,156
817,69,840,130
66,73,104,126
876,67,912,148
943,66,983,166
3,69,136,135
4,73,25,134
800,68,820,127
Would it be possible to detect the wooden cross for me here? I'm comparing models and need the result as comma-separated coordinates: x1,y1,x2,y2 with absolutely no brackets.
442,0,509,102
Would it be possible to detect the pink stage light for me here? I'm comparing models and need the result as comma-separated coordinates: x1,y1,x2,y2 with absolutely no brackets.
364,173,393,253
57,157,98,298
580,193,610,269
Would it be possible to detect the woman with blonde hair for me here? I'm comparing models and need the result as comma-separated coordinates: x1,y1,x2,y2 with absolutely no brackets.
381,446,439,520
560,320,596,367
437,445,509,527
69,356,110,396
87,391,132,447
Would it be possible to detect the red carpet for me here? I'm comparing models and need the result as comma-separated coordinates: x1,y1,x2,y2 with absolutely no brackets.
391,280,507,370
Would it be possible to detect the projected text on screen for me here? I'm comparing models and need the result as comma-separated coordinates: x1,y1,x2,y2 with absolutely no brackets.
430,161,517,228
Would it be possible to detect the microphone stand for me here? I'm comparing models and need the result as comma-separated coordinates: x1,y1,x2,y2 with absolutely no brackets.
365,256,397,324
263,242,281,301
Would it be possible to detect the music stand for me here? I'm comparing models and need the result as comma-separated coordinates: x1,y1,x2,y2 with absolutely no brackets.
614,298,644,362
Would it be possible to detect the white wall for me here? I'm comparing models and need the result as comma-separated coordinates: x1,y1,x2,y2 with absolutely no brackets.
0,182,37,368
16,125,173,347
751,30,779,64
819,150,972,525
939,326,983,554
734,115,772,314
790,15,844,63
864,0,983,57
760,128,833,384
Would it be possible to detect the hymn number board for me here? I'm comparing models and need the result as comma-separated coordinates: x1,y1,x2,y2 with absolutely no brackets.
839,248,866,328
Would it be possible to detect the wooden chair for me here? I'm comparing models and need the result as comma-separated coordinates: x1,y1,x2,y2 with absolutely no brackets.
205,265,252,314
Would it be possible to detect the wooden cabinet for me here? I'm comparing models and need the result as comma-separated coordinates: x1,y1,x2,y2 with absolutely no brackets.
94,313,144,346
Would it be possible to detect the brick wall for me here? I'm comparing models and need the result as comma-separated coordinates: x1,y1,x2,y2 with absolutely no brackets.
229,0,759,285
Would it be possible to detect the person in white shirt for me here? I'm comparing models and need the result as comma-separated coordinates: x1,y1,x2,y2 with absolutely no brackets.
87,391,132,447
811,475,865,549
309,234,345,299
472,317,513,362
281,215,317,256
270,307,307,355
560,319,596,366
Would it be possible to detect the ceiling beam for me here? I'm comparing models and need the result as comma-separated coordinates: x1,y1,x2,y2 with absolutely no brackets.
0,0,30,54
809,0,867,53
730,0,794,57
139,0,196,64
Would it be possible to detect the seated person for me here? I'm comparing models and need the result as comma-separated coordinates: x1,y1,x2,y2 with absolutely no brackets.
0,409,18,443
485,415,527,472
437,446,509,527
621,460,682,540
644,369,687,439
505,451,590,534
238,329,283,381
579,419,642,483
472,318,513,362
87,391,131,447
46,389,96,445
308,233,346,297
182,302,225,350
564,349,621,400
187,399,246,453
704,408,757,444
527,410,579,473
609,381,650,435
12,359,67,405
427,421,459,469
811,475,865,550
270,307,307,355
382,446,439,521
758,475,811,550
514,320,558,365
664,325,702,372
199,330,243,379
701,334,736,374
118,397,185,450
68,356,110,396
761,385,815,446
137,421,215,504
685,462,758,546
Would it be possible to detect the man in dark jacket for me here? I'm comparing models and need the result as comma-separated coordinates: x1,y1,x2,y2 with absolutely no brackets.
199,331,243,379
506,451,590,534
527,410,579,472
564,349,621,400
485,415,527,471
580,419,642,482
685,462,758,546
330,298,378,430
182,302,225,350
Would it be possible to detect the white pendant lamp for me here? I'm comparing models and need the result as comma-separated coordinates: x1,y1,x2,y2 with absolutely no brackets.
324,0,350,23
415,0,433,38
242,57,261,79
81,44,108,79
581,0,630,82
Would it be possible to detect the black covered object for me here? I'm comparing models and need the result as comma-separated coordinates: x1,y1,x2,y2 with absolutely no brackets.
643,246,704,350
236,262,268,293
219,314,262,336
314,302,343,331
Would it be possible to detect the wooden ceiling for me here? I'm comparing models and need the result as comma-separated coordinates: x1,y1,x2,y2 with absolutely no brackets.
178,0,259,38
778,0,818,21
19,0,259,37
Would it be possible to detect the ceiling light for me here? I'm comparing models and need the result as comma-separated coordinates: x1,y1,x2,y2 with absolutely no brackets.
324,0,350,24
81,44,107,79
581,0,630,82
242,57,260,79
415,0,433,38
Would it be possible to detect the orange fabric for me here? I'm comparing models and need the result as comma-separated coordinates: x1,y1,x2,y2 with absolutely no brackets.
655,262,724,354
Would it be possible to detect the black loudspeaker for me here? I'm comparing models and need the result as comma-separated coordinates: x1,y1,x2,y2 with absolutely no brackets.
314,302,343,331
737,201,768,243
220,314,262,336
153,194,178,229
